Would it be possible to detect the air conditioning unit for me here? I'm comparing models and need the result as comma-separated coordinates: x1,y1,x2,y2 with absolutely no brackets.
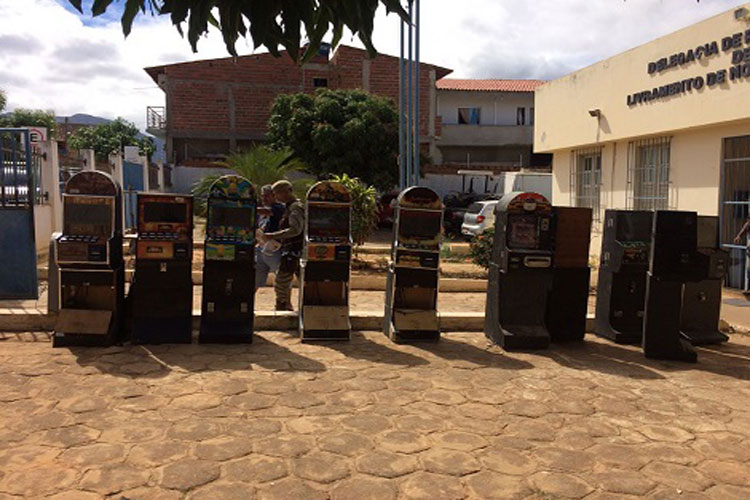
735,7,750,21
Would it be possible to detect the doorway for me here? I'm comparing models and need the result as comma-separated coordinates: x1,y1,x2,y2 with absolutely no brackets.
721,135,750,289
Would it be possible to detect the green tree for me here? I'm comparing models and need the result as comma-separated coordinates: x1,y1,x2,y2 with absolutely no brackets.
0,89,6,113
66,0,407,60
0,108,57,137
330,173,378,247
191,145,311,215
268,88,399,191
68,117,155,159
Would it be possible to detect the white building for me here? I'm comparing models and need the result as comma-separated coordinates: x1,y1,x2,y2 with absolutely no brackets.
435,79,547,170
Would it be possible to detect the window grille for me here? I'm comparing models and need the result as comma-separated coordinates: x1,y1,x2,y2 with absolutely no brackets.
627,136,671,210
570,146,603,220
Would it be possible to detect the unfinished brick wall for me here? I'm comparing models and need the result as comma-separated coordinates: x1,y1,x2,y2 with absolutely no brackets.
148,46,451,163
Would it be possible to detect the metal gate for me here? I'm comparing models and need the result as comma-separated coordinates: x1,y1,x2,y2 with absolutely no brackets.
0,129,38,299
123,160,144,231
720,135,750,290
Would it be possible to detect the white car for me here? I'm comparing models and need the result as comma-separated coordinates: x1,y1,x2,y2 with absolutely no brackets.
461,200,499,238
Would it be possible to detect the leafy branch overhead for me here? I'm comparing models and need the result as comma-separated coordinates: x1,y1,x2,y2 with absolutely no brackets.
66,0,408,61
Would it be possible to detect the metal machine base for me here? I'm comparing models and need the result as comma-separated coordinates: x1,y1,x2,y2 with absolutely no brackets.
643,277,697,363
680,280,728,346
485,269,551,351
199,321,253,344
547,267,589,343
131,318,193,345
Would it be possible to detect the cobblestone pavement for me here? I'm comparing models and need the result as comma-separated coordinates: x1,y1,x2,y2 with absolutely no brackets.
0,332,749,500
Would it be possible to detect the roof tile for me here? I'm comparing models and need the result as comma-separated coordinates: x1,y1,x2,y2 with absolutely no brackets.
436,79,545,92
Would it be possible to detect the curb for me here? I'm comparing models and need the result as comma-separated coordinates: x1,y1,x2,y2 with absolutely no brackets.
0,310,595,334
37,268,488,292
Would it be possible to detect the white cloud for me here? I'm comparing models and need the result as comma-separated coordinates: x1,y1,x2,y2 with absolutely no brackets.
0,0,743,130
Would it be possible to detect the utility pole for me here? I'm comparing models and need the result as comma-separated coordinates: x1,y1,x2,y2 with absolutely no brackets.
399,0,420,190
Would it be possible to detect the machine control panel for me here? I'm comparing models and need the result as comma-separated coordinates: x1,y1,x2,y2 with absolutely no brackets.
305,198,352,262
57,193,116,266
136,194,193,261
496,192,553,272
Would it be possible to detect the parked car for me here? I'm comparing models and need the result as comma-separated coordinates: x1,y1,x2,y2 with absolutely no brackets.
443,191,498,237
461,200,499,238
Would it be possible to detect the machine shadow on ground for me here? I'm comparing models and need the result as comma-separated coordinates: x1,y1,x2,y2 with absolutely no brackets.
535,335,750,381
313,333,431,367
409,336,535,371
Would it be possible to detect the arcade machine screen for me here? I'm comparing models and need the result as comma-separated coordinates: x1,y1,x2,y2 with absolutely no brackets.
616,215,652,241
210,205,254,230
63,198,112,237
144,202,187,223
507,215,540,250
308,206,350,238
398,211,441,241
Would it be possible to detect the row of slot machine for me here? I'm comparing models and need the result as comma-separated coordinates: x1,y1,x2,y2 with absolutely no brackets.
52,172,258,346
49,170,729,364
484,193,729,363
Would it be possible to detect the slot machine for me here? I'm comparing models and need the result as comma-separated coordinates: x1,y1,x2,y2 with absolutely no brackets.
130,193,193,344
199,176,257,343
484,192,554,350
680,216,729,345
594,210,653,344
643,210,702,362
383,187,443,343
53,171,124,347
299,181,352,340
546,207,593,342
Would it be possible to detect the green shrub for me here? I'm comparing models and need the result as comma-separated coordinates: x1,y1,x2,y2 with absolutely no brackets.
330,173,378,246
469,227,494,270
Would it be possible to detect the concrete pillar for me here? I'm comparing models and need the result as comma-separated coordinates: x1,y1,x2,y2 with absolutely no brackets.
157,160,165,192
109,152,125,230
141,155,150,192
40,140,63,232
428,69,440,164
81,148,95,171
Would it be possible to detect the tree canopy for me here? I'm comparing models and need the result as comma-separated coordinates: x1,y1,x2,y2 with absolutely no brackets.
191,145,311,215
0,108,57,137
66,0,407,61
67,117,155,159
267,88,399,191
0,90,6,114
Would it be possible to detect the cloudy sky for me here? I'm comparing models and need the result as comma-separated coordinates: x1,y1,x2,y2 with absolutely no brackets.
0,0,743,131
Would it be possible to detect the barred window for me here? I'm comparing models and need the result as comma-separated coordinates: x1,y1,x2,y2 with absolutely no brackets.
628,137,671,210
570,147,602,220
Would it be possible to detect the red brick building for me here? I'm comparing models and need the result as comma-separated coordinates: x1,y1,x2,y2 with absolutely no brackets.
145,45,452,167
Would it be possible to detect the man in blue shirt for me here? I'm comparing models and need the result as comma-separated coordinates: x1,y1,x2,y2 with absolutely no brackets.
255,184,285,290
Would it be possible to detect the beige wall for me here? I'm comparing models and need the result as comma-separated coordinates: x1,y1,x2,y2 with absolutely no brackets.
535,5,750,152
537,5,750,258
551,121,750,257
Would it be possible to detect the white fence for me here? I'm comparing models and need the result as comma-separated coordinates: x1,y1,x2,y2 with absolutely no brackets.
421,171,552,200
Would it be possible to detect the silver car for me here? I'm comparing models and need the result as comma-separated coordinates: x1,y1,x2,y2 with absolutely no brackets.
461,200,499,238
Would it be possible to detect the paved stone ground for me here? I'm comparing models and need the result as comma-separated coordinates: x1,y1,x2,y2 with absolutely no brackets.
0,332,749,500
